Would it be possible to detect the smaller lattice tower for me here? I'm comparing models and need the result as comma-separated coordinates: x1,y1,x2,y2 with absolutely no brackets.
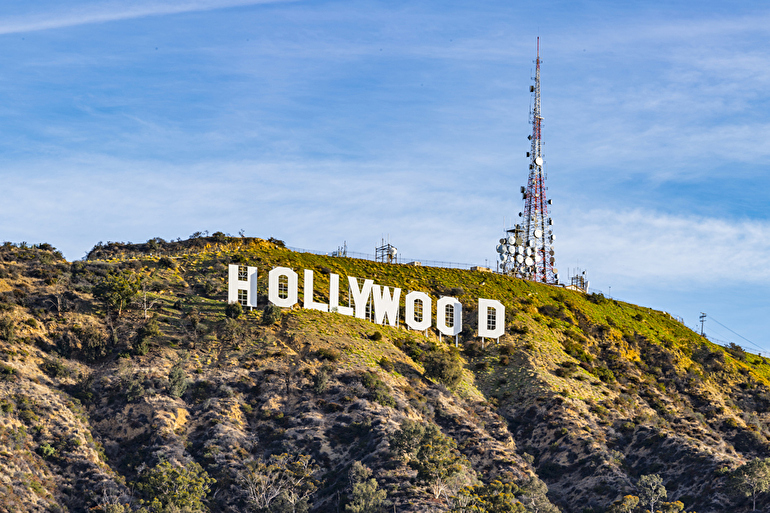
496,38,558,284
375,238,398,264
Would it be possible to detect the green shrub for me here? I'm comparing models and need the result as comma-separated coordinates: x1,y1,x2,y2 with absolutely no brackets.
317,348,340,361
378,356,394,372
225,301,242,319
126,375,146,403
370,331,383,341
561,339,593,363
262,304,282,325
362,371,396,408
19,408,39,423
423,350,464,389
511,323,529,335
168,364,188,398
590,366,616,383
75,324,108,362
389,419,426,461
394,337,423,361
726,343,747,362
38,442,56,459
158,257,177,269
0,317,15,342
313,366,332,393
0,398,14,414
0,363,17,382
135,460,215,512
40,358,69,379
135,338,150,356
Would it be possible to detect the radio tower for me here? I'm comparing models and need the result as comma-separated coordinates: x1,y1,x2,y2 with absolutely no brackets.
496,38,558,284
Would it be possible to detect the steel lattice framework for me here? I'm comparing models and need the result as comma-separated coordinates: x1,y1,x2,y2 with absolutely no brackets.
496,38,558,284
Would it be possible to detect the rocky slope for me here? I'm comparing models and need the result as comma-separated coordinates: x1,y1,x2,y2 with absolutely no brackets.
0,236,768,512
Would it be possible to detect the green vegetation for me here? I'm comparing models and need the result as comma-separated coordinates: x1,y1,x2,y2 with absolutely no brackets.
451,480,526,512
238,453,320,513
637,474,667,513
412,424,469,498
345,461,388,513
135,460,214,512
167,362,188,398
93,270,141,316
423,348,464,388
732,457,770,511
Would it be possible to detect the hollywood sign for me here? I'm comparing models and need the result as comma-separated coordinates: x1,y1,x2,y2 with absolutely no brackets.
227,265,505,341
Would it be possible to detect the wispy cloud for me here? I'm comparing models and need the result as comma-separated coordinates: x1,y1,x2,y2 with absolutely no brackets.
0,0,292,35
558,208,770,288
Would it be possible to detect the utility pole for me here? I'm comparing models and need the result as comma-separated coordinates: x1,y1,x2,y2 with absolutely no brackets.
699,312,707,336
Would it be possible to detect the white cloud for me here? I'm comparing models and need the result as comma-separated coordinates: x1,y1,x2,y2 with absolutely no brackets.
558,208,770,289
0,0,293,35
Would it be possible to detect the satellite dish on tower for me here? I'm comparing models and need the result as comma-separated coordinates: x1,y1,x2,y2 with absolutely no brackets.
534,229,543,239
535,157,543,166
525,257,534,266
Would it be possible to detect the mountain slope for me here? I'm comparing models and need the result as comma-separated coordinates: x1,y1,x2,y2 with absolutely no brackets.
0,236,768,512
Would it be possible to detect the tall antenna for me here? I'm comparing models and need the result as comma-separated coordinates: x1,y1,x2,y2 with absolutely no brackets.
495,38,558,284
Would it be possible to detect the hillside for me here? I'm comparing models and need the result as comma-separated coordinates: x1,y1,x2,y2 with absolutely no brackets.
1,234,769,513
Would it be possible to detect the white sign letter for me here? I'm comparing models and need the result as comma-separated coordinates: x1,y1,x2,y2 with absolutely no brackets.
348,277,374,319
303,269,328,312
436,296,462,337
227,264,258,308
372,285,401,326
329,274,354,316
478,298,505,338
405,291,432,331
268,267,298,308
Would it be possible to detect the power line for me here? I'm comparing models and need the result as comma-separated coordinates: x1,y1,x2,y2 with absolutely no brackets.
708,316,764,352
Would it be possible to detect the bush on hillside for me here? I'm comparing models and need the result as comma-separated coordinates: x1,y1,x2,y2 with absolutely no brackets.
135,460,214,512
263,304,281,325
362,371,396,408
423,350,463,389
225,301,242,319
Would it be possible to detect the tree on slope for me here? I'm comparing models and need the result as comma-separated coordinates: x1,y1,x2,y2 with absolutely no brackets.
733,457,770,511
637,474,667,513
135,460,215,513
238,453,319,513
345,461,388,513
411,424,469,499
94,270,140,316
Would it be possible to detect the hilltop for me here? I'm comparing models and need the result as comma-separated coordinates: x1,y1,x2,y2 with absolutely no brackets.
1,234,769,513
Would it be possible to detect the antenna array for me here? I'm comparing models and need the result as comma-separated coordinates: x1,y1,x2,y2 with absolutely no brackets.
496,38,558,284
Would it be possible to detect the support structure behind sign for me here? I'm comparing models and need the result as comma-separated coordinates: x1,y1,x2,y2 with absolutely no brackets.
375,238,398,264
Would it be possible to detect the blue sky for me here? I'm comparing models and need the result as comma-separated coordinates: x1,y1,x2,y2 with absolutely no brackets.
1,0,769,350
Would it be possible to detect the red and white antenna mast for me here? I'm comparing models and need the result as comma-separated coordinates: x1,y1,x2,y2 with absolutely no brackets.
495,38,558,284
